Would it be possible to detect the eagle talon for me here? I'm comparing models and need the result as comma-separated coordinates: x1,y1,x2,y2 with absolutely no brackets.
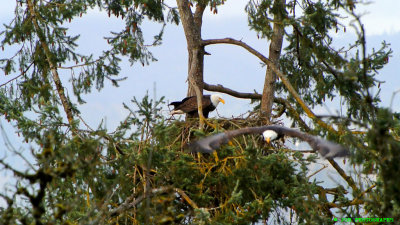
202,117,217,129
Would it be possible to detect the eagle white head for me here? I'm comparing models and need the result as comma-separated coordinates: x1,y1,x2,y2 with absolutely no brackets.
262,130,279,144
210,94,225,107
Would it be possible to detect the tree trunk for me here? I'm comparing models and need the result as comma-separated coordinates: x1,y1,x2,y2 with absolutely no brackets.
176,0,206,120
261,0,286,121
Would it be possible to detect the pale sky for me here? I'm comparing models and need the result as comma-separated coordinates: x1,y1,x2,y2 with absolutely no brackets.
0,0,399,208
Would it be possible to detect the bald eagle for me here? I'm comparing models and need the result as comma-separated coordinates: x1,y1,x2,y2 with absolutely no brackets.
169,94,225,118
189,125,349,159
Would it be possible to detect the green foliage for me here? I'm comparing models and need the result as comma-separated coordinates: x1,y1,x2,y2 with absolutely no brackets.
352,108,400,219
0,93,356,224
0,0,177,106
246,0,391,123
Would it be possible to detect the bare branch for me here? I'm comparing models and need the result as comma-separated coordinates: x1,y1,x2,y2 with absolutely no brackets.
328,159,357,191
204,82,261,99
203,83,311,131
0,62,33,88
327,199,364,208
307,164,328,179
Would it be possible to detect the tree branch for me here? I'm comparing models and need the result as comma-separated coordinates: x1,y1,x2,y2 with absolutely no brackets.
174,188,199,209
328,159,357,191
109,186,170,217
204,82,261,99
27,0,75,126
109,186,199,218
274,97,311,132
0,62,33,88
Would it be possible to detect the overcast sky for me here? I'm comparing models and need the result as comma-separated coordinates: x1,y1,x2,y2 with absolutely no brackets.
1,0,399,208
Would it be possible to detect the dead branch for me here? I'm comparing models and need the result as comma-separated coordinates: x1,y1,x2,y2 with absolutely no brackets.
204,82,261,99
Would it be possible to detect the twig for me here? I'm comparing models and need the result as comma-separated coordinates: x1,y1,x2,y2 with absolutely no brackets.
0,74,23,88
0,62,34,88
307,164,328,179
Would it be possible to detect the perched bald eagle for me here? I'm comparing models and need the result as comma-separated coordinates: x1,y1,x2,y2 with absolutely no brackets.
169,94,225,118
189,125,349,159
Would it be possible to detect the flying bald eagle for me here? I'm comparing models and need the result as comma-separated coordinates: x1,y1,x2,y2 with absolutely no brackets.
189,125,349,159
169,94,225,118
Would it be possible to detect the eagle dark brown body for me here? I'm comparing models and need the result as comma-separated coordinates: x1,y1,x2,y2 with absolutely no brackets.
169,94,225,118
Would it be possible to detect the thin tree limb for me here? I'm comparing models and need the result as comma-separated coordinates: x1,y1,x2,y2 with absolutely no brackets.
328,159,357,191
109,186,171,217
174,188,199,209
109,186,199,218
204,82,261,99
26,0,75,125
0,62,33,88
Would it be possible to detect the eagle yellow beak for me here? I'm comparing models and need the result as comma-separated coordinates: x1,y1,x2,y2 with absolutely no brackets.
219,98,225,104
265,137,271,144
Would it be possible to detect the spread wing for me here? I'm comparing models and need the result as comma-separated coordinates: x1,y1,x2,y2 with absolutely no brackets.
188,133,229,153
188,126,269,153
304,136,350,159
268,126,350,159
188,125,349,159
